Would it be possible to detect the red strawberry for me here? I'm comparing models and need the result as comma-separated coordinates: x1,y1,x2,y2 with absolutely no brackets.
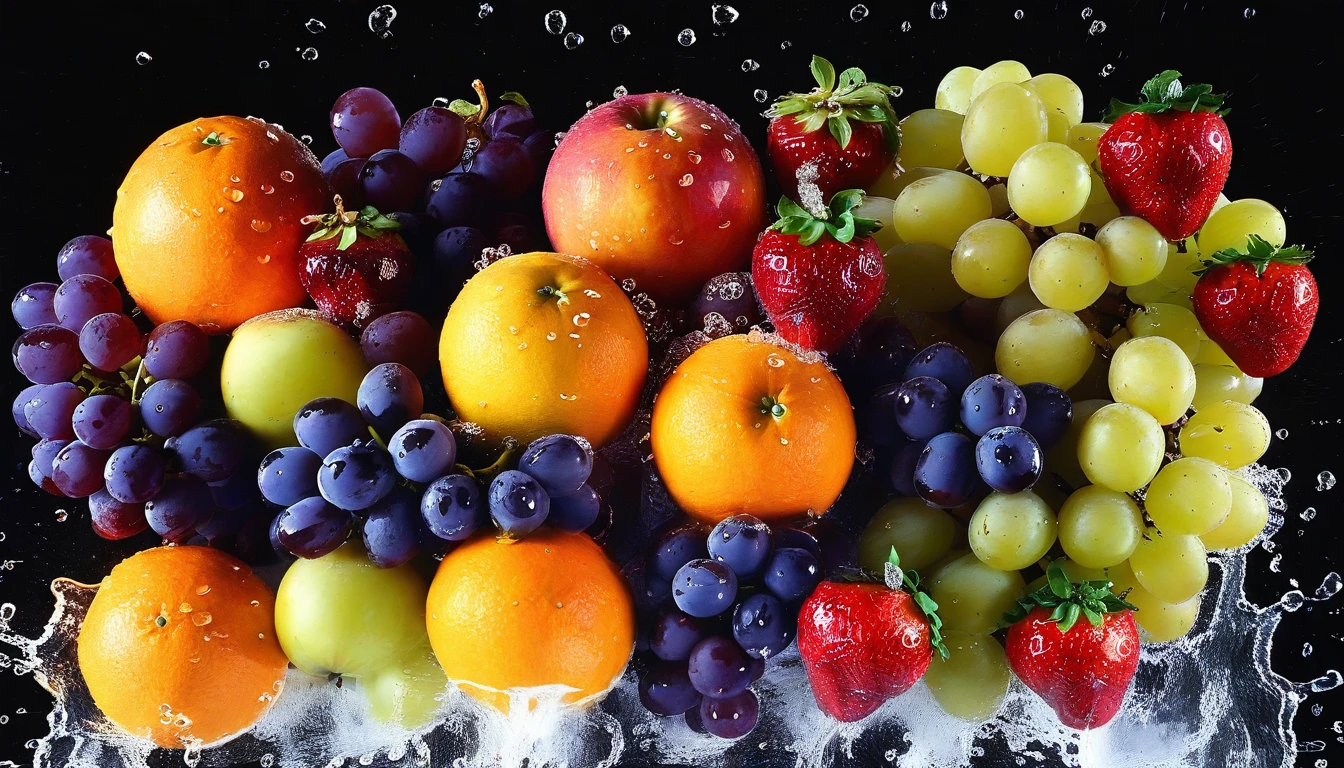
1192,235,1317,377
1097,70,1232,241
766,55,900,207
797,548,946,722
751,190,886,353
299,196,414,329
1002,562,1141,730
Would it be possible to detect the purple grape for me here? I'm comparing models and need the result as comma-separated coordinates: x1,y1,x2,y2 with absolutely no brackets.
960,374,1027,436
13,324,82,384
294,398,370,458
548,484,601,532
71,395,132,449
360,311,436,377
145,476,216,542
687,636,753,699
277,496,354,558
388,419,457,483
138,379,201,438
639,662,702,717
700,689,760,739
79,313,141,372
893,376,956,440
209,466,263,511
975,426,1043,494
689,272,761,335
763,547,820,602
328,157,368,207
330,87,401,157
429,225,489,288
164,419,248,483
321,147,350,175
732,593,796,659
23,382,84,440
103,444,166,504
914,431,980,509
491,212,539,253
707,514,773,579
421,474,484,541
386,211,433,255
317,441,397,511
359,149,422,213
358,363,424,438
888,440,928,497
363,488,423,568
89,488,148,540
861,382,908,447
904,342,975,393
52,275,121,332
192,503,254,548
522,129,553,174
1020,382,1073,449
424,173,491,228
29,438,70,495
772,526,822,561
672,559,737,618
56,235,118,282
518,434,593,496
13,383,44,437
470,138,534,201
268,513,296,563
487,469,550,537
651,604,711,661
685,704,708,734
399,106,468,177
12,282,59,329
143,320,209,380
854,316,920,391
650,526,710,582
483,103,537,140
257,446,322,506
50,440,110,497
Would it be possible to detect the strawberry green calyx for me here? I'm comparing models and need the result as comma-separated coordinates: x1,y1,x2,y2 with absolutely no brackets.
1103,69,1230,122
771,189,882,246
1200,234,1314,278
884,547,949,660
1000,561,1137,633
301,195,400,251
766,55,901,153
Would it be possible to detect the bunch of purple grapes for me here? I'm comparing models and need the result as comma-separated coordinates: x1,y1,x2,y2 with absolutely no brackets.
636,515,825,739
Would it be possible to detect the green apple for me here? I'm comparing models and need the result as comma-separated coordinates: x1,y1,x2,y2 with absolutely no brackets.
361,642,446,727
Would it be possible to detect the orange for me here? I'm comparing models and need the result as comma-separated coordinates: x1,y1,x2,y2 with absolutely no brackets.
425,528,635,714
112,115,329,333
439,252,648,448
650,333,857,523
76,546,288,749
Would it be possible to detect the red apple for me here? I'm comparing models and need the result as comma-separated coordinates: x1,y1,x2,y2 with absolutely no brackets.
543,93,767,304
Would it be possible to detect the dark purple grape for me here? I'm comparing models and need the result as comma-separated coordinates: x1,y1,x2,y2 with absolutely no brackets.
268,513,296,563
518,434,593,496
192,503,254,547
363,488,422,568
52,274,121,332
257,446,323,506
71,395,132,449
689,272,762,335
861,382,908,447
103,444,165,504
960,374,1027,436
277,496,354,558
13,383,44,437
164,419,248,483
487,469,550,537
293,397,370,458
358,363,424,437
763,547,820,602
56,236,118,282
145,476,215,541
470,139,534,201
421,474,485,541
328,157,368,207
51,440,110,497
889,440,928,496
975,426,1043,494
143,320,209,380
138,379,201,438
23,382,84,440
79,313,141,372
548,484,601,531
386,212,433,255
914,431,980,509
651,604,711,661
672,559,737,618
772,526,822,561
894,376,956,440
399,106,468,177
1020,382,1073,449
29,438,70,495
331,87,401,157
732,593,796,659
321,147,350,175
650,526,710,583
317,441,397,511
424,173,492,228
12,282,59,329
89,488,148,540
700,689,760,739
429,225,489,290
209,466,262,511
904,342,975,393
522,129,554,171
388,419,457,483
857,316,919,390
685,704,708,734
707,514,772,579
359,149,422,213
687,636,753,699
483,103,537,140
360,311,436,377
13,324,82,384
639,662,702,716
492,215,538,253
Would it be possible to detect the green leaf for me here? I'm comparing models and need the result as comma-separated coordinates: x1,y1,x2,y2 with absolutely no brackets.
1106,69,1229,121
846,104,889,123
305,228,331,243
836,67,867,92
201,131,222,146
1082,606,1105,627
1058,603,1082,633
777,217,811,236
776,196,808,220
499,91,529,107
887,546,901,569
447,99,479,118
1047,562,1073,599
810,55,837,92
767,99,809,118
828,114,854,149
799,109,829,134
798,220,827,247
337,225,358,251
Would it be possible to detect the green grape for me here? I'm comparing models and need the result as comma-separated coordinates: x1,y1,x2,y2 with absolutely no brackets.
1195,339,1237,367
935,65,982,114
1057,485,1144,568
1157,238,1202,291
1128,529,1209,604
995,308,1095,389
987,182,1011,217
996,281,1047,331
926,552,1026,634
897,109,967,170
969,60,1033,100
1067,344,1113,401
1065,122,1109,165
1028,233,1109,312
1054,172,1121,235
1126,303,1203,362
1145,457,1233,535
1179,400,1271,468
868,165,956,201
1046,399,1110,490
1200,472,1270,550
1108,336,1196,425
1109,561,1201,643
924,631,1011,721
1126,280,1190,308
1096,216,1168,286
894,172,992,248
1078,403,1165,492
854,195,901,253
858,497,957,573
1192,364,1262,409
1196,198,1287,256
952,219,1032,298
962,83,1049,177
879,242,969,313
968,491,1057,571
1024,73,1084,125
1007,143,1091,227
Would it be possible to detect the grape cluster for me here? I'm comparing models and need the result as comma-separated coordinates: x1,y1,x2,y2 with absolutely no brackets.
636,515,824,739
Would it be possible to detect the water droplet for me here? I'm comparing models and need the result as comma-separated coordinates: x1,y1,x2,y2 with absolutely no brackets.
930,0,949,19
257,254,272,264
780,40,792,49
1014,9,1024,19
224,187,245,203
611,24,631,42
368,5,397,38
1089,19,1107,34
613,85,628,99
1282,590,1306,612
1276,428,1289,439
741,58,760,72
305,18,326,34
260,183,275,195
258,60,270,70
1304,642,1315,657
563,32,584,49
901,20,913,31
1318,471,1336,491
300,134,313,145
299,47,318,61
753,89,769,103
1082,6,1094,18
195,585,211,596
1101,63,1116,77
1317,572,1342,599
573,312,591,327
544,9,566,34
687,151,702,164
767,354,785,368
179,602,193,613
478,3,492,18
1244,7,1257,18
54,509,67,522
280,170,295,182
711,4,739,24
677,28,697,46
191,611,213,627
1302,506,1318,521
722,148,736,162
135,52,152,65
850,4,869,21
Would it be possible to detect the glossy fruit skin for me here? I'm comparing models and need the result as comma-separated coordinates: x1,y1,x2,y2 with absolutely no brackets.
1097,111,1231,241
1004,607,1141,730
767,116,894,205
300,231,413,330
1192,261,1318,377
797,581,932,722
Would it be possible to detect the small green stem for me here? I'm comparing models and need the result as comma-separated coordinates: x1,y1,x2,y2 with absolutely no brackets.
760,396,787,419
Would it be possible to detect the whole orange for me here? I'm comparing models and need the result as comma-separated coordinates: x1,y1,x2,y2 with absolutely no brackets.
112,115,329,333
76,546,288,749
650,333,857,523
425,528,635,714
439,252,648,448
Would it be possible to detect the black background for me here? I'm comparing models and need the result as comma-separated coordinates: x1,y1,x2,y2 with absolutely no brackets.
2,1,1341,765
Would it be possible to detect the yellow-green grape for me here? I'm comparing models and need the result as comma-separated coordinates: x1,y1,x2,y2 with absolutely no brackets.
868,165,955,201
996,281,1047,331
962,83,1049,177
897,109,966,170
1007,143,1091,227
1028,233,1109,312
1128,529,1209,604
879,242,969,314
1109,561,1201,642
951,219,1032,299
1126,280,1191,309
988,183,1011,217
1200,472,1270,550
1195,339,1236,367
1193,364,1263,409
967,491,1057,571
970,60,1033,101
1096,216,1168,286
935,65,982,114
1210,193,1232,216
1025,73,1084,125
1145,457,1233,535
1108,336,1196,425
1057,485,1144,568
1157,239,1202,292
1196,198,1287,256
1067,343,1113,401
894,172,992,249
996,309,1095,389
1126,303,1203,362
854,195,901,253
1078,403,1165,492
925,631,1011,721
926,552,1026,634
1054,172,1121,234
1046,398,1110,490
1066,122,1109,165
1178,400,1271,468
858,498,957,573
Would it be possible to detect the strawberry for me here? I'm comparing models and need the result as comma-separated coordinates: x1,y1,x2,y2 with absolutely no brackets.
1192,235,1317,377
1097,70,1232,242
299,196,414,329
765,55,900,209
797,548,946,722
751,190,886,354
1001,562,1141,730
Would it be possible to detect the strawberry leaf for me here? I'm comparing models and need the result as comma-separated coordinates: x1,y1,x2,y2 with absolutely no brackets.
810,55,837,92
828,114,854,150
1103,69,1230,122
887,548,949,659
769,189,883,245
999,561,1138,631
302,196,400,251
338,225,358,251
1200,234,1315,277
